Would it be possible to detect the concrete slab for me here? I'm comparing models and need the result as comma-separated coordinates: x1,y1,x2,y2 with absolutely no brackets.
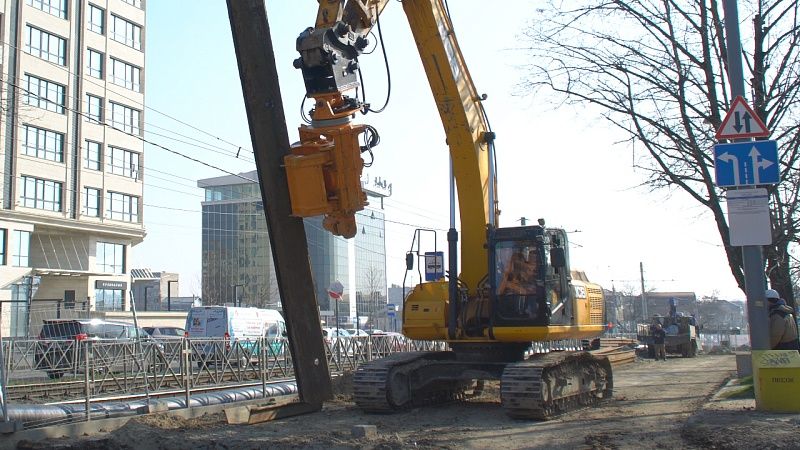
136,400,170,414
351,424,377,439
0,421,22,434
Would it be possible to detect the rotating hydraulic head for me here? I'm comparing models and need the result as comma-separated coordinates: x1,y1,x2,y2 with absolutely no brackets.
284,16,378,238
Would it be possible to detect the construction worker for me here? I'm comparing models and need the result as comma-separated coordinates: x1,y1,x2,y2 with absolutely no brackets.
765,289,800,351
652,322,667,361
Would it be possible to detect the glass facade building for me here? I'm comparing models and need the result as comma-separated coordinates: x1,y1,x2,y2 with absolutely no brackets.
198,171,388,328
354,210,388,329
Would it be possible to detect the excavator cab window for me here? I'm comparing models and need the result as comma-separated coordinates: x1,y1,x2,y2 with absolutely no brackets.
493,240,547,324
550,247,566,268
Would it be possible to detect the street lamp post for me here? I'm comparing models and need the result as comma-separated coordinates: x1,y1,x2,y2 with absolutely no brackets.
167,280,178,312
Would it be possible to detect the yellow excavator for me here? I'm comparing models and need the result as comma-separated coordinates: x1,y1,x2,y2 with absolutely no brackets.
283,0,611,419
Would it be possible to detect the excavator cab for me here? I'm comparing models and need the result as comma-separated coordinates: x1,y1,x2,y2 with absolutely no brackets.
488,225,573,329
404,223,583,342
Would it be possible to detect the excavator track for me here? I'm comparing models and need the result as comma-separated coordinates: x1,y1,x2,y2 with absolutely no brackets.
501,352,613,420
353,351,478,412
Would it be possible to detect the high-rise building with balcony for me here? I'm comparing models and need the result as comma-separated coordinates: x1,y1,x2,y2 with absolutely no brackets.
0,0,146,336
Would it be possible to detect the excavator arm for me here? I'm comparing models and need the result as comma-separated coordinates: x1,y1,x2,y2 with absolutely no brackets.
288,0,497,291
400,0,497,290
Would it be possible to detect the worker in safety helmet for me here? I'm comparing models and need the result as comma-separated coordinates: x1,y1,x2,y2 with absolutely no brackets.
765,289,800,351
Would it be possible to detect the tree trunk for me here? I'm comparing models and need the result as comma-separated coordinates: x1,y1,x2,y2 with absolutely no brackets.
767,242,796,310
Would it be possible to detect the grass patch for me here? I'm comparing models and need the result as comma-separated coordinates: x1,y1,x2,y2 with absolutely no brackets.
719,375,754,399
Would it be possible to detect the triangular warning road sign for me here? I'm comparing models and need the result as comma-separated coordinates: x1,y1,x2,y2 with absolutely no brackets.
716,96,769,140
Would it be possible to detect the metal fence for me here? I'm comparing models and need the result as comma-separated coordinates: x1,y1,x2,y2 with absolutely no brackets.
0,334,446,427
697,332,750,351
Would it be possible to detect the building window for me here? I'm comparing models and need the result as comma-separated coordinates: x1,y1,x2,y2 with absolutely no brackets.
84,94,103,123
107,146,138,178
105,191,139,223
110,58,141,92
120,0,142,8
12,230,31,267
110,15,141,50
0,229,6,265
95,289,123,311
24,25,66,65
87,49,103,78
88,4,104,34
84,140,102,170
19,176,62,211
97,241,125,274
82,187,100,217
24,75,65,113
25,0,67,20
22,125,64,162
109,102,141,135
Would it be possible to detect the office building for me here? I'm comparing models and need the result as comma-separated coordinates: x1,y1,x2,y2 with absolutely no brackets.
0,0,146,336
198,170,389,329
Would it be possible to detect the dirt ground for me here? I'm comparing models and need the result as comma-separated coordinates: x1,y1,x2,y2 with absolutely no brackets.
14,354,800,449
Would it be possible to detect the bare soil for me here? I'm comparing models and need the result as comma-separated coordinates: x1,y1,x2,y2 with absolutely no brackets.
15,354,800,449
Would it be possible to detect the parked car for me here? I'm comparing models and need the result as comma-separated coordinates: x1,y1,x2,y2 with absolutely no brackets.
370,331,408,351
143,326,186,340
322,327,352,344
35,319,162,379
344,329,369,337
323,327,362,356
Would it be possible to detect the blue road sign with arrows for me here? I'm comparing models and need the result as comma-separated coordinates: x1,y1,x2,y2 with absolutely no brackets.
713,140,779,187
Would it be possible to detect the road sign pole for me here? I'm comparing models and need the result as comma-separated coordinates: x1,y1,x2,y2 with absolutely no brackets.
722,0,770,352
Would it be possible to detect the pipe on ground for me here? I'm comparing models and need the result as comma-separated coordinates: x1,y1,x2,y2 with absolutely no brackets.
6,382,297,427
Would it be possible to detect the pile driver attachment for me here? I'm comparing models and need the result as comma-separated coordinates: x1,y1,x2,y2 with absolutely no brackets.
283,1,389,238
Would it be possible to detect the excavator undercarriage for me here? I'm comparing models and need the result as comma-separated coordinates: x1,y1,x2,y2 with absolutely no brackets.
353,345,613,420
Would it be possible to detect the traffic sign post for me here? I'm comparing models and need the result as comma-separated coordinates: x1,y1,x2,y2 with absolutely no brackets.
328,281,344,333
720,0,772,411
714,140,779,187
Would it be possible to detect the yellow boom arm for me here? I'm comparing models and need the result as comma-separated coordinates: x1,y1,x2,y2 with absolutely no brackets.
289,0,496,290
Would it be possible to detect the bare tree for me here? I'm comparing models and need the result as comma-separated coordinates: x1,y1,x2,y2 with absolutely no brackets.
521,0,800,306
257,277,282,310
361,264,386,330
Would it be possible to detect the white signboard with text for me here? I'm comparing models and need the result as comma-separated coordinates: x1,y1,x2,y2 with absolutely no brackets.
727,188,771,246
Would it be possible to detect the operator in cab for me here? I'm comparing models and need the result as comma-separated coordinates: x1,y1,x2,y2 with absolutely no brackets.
496,244,540,319
497,246,538,295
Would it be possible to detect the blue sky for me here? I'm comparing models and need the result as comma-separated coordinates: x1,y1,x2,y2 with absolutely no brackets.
134,1,742,301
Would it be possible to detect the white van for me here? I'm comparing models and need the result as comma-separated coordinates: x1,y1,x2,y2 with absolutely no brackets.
185,306,286,363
